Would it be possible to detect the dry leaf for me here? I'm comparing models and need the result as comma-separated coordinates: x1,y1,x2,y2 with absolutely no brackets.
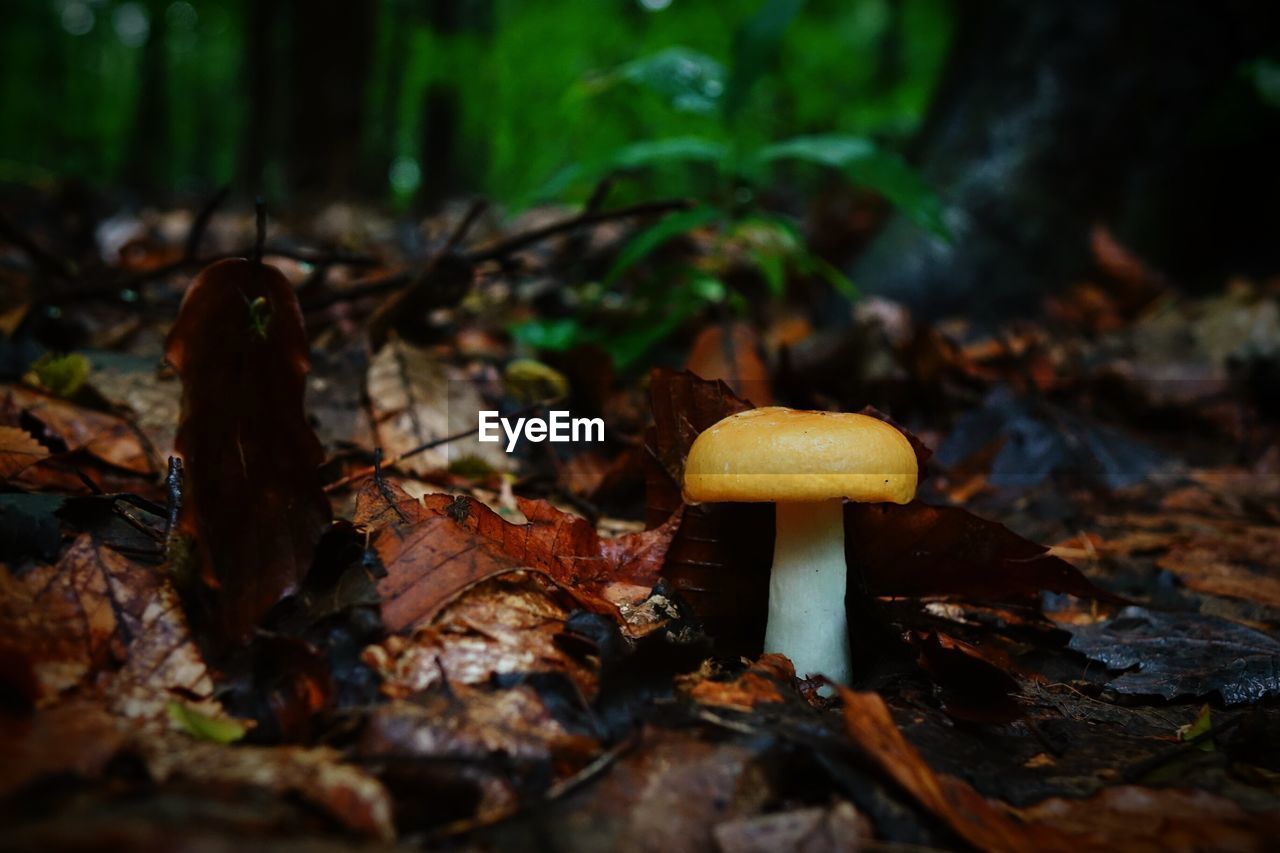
0,425,48,480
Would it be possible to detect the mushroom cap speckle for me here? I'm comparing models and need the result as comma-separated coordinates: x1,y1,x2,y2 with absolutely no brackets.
682,407,918,504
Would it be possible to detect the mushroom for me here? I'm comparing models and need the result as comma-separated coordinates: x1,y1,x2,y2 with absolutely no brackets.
682,407,918,684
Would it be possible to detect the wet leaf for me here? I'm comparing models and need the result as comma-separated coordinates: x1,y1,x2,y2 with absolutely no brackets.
840,688,1073,852
0,424,48,480
1065,606,1280,704
1015,786,1280,851
846,501,1110,601
137,732,395,841
365,569,597,698
366,339,507,475
364,480,678,634
2,384,153,475
164,258,331,646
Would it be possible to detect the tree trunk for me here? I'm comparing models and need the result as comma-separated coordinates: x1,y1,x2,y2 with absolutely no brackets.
851,0,1280,321
283,0,376,198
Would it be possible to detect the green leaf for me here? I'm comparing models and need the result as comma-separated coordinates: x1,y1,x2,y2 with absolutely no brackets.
579,47,726,115
725,0,808,120
1177,704,1216,752
535,137,729,202
802,252,858,300
509,318,585,352
605,205,722,284
167,701,247,744
758,134,950,239
24,352,90,397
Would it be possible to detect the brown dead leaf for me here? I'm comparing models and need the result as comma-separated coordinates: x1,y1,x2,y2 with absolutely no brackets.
366,339,507,475
2,385,153,475
0,532,224,720
0,424,48,480
358,684,599,824
680,654,792,712
364,569,596,698
684,322,774,406
165,258,332,647
0,700,126,799
1016,785,1280,852
138,731,395,841
847,501,1109,601
713,801,871,853
0,534,130,702
365,480,678,635
840,688,1074,852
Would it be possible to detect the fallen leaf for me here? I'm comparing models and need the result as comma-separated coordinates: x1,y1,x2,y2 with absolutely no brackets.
366,339,506,475
847,501,1110,601
839,688,1073,852
138,732,395,841
0,424,48,480
684,322,774,406
2,384,153,475
358,684,599,824
1064,606,1280,704
713,801,871,853
365,569,597,698
165,258,332,646
0,700,126,799
645,369,771,656
680,654,792,712
0,534,129,702
365,480,678,635
1016,785,1280,851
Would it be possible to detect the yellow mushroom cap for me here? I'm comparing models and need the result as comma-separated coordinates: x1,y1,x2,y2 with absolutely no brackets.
682,407,918,504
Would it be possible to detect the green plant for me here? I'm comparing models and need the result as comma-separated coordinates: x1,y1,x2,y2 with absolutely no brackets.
514,0,948,369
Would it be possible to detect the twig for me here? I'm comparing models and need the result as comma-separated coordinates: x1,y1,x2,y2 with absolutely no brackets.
323,397,562,493
1121,714,1244,783
253,196,267,264
165,456,183,536
465,198,695,263
373,447,410,524
184,184,230,262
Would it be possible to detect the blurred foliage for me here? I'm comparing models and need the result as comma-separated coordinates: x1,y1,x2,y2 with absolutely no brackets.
1,0,954,204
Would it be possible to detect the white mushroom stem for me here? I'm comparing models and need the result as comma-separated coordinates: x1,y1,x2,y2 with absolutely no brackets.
764,499,852,684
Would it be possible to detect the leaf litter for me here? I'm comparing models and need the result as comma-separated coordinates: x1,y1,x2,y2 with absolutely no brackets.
2,200,1280,849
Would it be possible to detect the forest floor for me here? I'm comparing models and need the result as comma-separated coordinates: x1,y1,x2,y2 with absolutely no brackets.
1,192,1279,851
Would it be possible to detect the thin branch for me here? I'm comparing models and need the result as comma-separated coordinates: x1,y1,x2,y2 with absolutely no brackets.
253,196,267,264
185,184,230,262
465,197,695,263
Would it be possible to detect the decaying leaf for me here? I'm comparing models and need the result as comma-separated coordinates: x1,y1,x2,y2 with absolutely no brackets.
365,569,597,697
2,384,153,475
0,424,48,480
1016,786,1280,851
364,480,678,634
137,731,395,841
1065,606,1280,705
846,501,1109,601
165,258,331,646
712,802,871,853
358,683,599,824
839,688,1074,852
366,339,507,475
